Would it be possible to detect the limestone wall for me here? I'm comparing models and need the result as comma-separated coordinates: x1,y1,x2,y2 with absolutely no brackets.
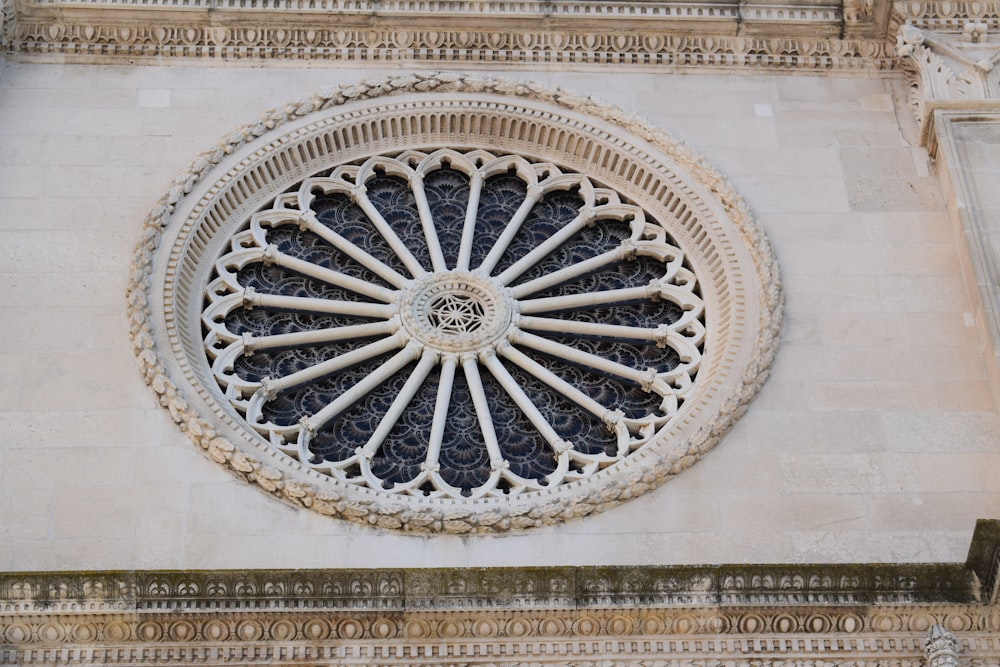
2,59,998,570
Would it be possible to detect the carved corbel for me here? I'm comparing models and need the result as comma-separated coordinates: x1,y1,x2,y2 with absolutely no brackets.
924,625,961,667
896,22,1000,146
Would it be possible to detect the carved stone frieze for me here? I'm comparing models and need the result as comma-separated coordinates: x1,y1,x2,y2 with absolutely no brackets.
0,0,894,70
897,1,1000,31
2,559,1000,666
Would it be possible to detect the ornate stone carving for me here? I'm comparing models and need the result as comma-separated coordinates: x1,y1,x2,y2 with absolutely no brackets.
897,22,1000,115
925,625,962,667
1,0,892,70
2,566,999,666
128,73,783,532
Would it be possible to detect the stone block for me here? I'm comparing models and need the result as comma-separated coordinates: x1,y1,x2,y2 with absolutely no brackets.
744,410,886,454
869,492,1000,531
882,452,1000,493
860,212,953,243
133,513,185,569
789,530,966,562
761,212,869,241
840,146,919,179
15,348,149,412
819,312,903,348
812,380,936,411
847,175,944,212
136,88,172,108
0,165,46,199
0,107,143,136
186,482,305,536
52,486,137,537
776,76,888,102
879,276,971,313
931,380,996,412
1,447,133,489
12,536,135,571
0,271,123,308
0,87,134,109
711,146,842,177
734,175,851,213
183,533,351,569
717,493,868,533
0,408,160,449
0,488,53,541
784,275,882,313
780,454,885,493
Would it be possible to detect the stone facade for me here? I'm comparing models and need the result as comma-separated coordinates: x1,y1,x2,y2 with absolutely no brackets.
2,0,1000,664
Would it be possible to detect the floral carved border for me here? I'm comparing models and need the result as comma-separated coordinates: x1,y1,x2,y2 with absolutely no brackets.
1,562,999,666
0,0,896,70
126,72,783,533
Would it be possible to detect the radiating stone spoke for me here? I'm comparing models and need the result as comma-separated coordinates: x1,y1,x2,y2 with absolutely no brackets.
353,186,428,278
461,355,506,470
510,329,676,404
478,186,543,275
518,315,692,355
297,340,425,457
298,211,411,289
497,342,633,453
243,321,400,354
425,356,457,470
456,172,484,271
359,349,438,459
410,172,449,272
480,349,573,473
243,288,397,320
260,245,397,303
517,285,651,315
208,148,705,499
509,247,623,299
496,208,594,286
257,333,407,398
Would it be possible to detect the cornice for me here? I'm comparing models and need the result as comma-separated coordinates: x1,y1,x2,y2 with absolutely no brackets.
0,563,983,614
3,526,998,666
0,0,895,71
1,563,998,666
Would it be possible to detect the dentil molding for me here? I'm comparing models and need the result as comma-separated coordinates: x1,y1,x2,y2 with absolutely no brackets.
1,523,1000,667
0,0,896,70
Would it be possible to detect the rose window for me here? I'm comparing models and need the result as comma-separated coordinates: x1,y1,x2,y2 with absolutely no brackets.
136,77,780,531
203,149,705,499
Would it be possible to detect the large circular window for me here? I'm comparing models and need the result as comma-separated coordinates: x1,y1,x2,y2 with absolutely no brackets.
130,74,781,532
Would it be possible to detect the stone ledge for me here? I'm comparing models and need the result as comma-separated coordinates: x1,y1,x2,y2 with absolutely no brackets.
0,0,895,70
0,560,987,614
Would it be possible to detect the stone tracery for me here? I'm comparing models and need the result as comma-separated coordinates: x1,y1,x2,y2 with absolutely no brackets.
204,149,704,499
133,73,783,531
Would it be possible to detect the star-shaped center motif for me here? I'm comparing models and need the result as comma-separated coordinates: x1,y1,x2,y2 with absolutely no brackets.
428,292,487,334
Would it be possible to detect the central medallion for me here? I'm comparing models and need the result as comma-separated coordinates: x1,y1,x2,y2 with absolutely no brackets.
400,272,514,353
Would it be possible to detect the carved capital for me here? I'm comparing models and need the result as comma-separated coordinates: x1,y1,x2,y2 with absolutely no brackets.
924,624,961,667
897,20,1000,129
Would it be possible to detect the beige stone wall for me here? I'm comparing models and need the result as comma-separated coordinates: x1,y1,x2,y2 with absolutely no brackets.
2,58,998,571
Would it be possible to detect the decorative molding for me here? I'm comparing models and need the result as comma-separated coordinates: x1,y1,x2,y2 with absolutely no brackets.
925,625,962,667
1,561,999,666
128,73,783,533
0,564,981,613
896,20,1000,136
0,0,895,71
896,1,1000,32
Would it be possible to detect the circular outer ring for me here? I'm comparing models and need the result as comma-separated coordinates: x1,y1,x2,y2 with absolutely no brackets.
128,73,783,533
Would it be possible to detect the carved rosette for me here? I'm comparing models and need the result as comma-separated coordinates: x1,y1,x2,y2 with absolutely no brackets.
128,73,782,532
